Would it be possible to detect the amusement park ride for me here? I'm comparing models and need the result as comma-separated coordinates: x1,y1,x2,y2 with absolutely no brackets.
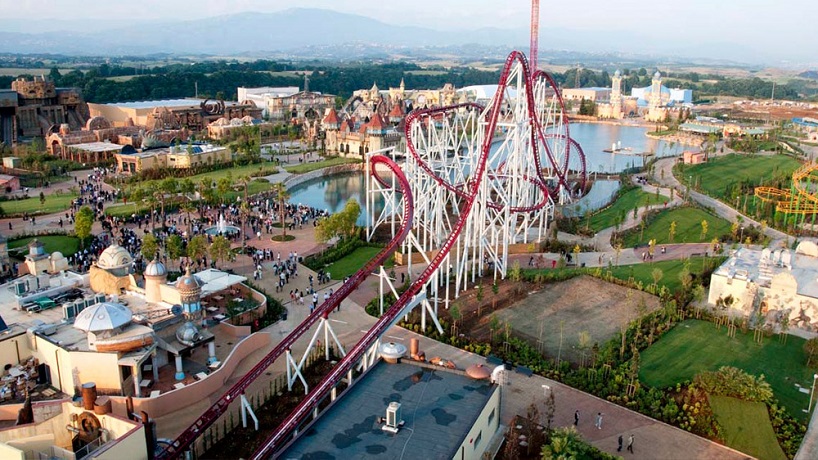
755,162,818,225
156,3,588,458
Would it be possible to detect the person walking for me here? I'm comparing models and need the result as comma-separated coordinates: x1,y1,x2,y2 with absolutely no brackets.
617,434,623,452
627,434,634,453
594,412,603,430
573,410,579,426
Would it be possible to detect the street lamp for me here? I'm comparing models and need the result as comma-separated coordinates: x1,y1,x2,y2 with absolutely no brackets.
807,374,818,414
740,226,744,244
542,384,551,398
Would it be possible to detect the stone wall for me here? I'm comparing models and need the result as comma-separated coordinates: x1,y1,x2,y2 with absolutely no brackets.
282,163,363,190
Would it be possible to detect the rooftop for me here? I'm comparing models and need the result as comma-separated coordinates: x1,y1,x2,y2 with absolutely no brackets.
280,361,495,459
102,98,204,109
713,243,818,298
66,141,124,153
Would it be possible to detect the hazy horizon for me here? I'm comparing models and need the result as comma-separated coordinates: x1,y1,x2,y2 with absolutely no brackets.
0,1,815,65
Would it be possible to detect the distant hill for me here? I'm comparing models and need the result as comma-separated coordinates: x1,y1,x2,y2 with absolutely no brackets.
0,8,796,65
798,70,818,80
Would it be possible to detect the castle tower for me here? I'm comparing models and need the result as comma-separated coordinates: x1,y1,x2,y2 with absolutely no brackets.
175,266,202,319
144,257,167,304
611,70,623,119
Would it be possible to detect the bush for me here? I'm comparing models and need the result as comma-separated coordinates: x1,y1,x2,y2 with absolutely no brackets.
303,234,381,270
694,366,774,403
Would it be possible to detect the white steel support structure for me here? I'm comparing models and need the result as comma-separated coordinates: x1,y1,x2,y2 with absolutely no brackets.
284,317,347,394
367,57,583,311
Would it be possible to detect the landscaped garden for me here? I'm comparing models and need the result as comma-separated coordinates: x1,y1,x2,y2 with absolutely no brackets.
583,187,670,233
606,256,723,293
324,246,393,279
619,206,733,247
0,193,78,216
640,319,815,422
8,235,81,258
676,153,802,202
709,395,787,460
283,157,361,174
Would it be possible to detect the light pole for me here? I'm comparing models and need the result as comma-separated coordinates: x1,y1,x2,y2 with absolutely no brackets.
542,384,551,398
807,374,818,414
740,225,744,244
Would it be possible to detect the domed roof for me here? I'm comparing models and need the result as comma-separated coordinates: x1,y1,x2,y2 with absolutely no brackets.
144,258,167,277
614,69,621,77
654,71,662,79
97,244,133,271
74,302,133,332
466,364,492,380
176,267,202,295
176,321,202,346
50,251,65,260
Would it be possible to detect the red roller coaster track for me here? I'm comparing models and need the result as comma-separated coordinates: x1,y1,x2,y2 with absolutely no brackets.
249,50,562,459
155,155,413,459
158,50,586,460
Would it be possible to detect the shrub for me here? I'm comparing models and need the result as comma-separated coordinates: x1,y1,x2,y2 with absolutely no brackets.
693,366,774,403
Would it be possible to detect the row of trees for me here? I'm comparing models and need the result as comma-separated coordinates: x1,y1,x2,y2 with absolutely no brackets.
140,233,233,269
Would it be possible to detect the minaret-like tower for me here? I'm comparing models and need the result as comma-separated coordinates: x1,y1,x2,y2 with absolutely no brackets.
176,266,202,319
144,257,167,304
612,70,623,119
650,71,663,110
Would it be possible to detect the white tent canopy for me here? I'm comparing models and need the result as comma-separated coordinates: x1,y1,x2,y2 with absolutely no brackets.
194,269,248,296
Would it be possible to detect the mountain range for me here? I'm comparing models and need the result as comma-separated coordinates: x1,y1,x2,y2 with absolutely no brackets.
0,8,801,65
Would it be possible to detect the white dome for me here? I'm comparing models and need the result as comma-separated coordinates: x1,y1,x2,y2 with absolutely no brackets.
379,342,407,360
144,258,167,277
74,302,133,332
50,251,65,260
654,71,662,79
97,244,133,271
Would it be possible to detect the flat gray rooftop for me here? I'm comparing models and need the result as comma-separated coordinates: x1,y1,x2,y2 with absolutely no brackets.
280,361,495,460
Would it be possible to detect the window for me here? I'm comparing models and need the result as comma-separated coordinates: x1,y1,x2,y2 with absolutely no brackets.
488,408,495,425
474,431,482,449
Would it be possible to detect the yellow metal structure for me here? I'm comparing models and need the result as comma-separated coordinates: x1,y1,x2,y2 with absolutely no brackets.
755,163,818,215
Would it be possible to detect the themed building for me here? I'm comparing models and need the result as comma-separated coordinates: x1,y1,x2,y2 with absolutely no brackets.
0,76,90,146
238,86,336,122
631,72,692,122
708,242,818,332
88,99,261,133
114,142,230,174
321,109,401,158
562,87,611,102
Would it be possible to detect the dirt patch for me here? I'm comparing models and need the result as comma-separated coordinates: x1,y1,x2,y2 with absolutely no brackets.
493,276,660,363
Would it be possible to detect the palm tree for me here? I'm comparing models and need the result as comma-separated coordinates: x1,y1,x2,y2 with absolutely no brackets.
272,182,291,238
180,201,197,236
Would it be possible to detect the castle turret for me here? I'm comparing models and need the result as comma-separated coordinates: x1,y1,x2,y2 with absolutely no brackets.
611,70,623,119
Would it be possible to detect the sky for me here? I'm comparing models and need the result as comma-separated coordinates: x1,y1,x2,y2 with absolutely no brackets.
2,0,817,62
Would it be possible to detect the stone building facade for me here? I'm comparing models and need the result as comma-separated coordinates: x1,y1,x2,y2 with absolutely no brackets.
0,76,90,146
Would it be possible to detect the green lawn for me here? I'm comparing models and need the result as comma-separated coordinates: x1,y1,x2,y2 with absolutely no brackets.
640,319,814,421
0,194,77,216
324,246,392,279
8,235,80,258
284,157,362,174
606,256,723,293
676,154,802,201
709,395,787,460
584,187,669,232
621,207,732,247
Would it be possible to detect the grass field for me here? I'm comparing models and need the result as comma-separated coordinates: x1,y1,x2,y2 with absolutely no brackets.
606,256,723,293
640,319,814,421
584,187,669,232
0,194,77,216
284,157,361,174
324,246,391,279
676,154,802,201
621,207,732,247
709,395,787,460
8,235,80,258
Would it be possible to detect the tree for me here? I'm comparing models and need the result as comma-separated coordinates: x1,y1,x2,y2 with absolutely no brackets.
271,182,291,238
678,266,693,291
217,176,232,205
74,206,94,248
700,219,709,241
159,177,178,227
180,201,197,236
187,235,209,263
141,234,159,260
316,199,361,243
668,220,677,243
449,304,462,336
651,267,664,289
39,191,45,207
209,235,232,268
166,234,184,264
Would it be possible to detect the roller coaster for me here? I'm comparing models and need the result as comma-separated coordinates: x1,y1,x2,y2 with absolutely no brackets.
755,162,818,222
155,50,587,459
